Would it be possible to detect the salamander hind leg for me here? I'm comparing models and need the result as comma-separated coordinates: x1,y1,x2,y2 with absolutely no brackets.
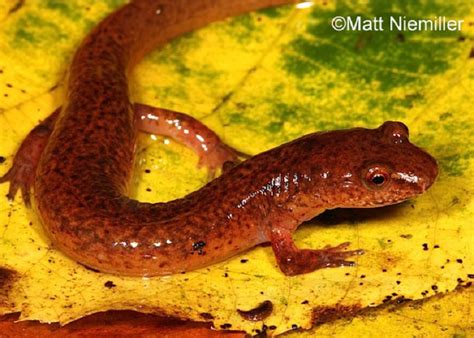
0,108,60,206
270,228,364,276
134,103,244,178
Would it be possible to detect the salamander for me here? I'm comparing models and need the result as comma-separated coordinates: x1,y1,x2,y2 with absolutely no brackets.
0,0,438,276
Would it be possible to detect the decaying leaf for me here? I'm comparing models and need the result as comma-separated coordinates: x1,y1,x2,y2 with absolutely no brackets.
0,0,473,336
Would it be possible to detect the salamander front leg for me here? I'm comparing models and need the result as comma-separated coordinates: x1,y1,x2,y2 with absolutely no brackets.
134,103,246,178
270,228,364,276
0,108,60,206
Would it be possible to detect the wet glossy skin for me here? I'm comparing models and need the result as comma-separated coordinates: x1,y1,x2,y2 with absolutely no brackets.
1,0,438,276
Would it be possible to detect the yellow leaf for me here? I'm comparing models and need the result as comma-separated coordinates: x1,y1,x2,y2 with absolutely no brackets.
284,286,474,337
0,0,473,336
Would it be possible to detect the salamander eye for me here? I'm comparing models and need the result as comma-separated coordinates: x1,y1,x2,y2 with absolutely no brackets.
364,166,390,189
380,121,409,144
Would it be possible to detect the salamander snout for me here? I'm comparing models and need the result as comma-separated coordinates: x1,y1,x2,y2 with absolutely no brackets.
403,148,438,192
389,158,438,193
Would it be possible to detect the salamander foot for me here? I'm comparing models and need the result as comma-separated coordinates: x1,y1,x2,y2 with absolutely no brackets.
270,228,364,276
0,109,59,206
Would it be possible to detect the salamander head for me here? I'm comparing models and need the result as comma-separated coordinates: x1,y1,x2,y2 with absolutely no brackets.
307,121,438,208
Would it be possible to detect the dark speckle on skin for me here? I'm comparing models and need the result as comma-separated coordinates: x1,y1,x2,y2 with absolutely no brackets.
192,240,206,255
0,156,6,164
422,243,429,251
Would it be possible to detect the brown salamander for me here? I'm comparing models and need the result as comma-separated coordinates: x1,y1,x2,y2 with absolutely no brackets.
0,0,438,276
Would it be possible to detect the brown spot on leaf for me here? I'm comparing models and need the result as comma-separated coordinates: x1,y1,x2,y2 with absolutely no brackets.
237,300,273,321
80,264,100,273
8,0,24,14
49,83,59,92
0,267,18,307
312,304,361,326
199,312,214,320
104,281,116,289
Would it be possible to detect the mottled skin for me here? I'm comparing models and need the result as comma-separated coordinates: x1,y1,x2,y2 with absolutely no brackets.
0,0,438,276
